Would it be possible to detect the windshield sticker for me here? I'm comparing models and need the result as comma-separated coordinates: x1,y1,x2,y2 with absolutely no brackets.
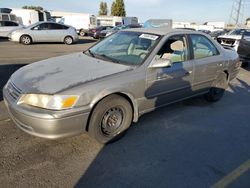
139,34,159,40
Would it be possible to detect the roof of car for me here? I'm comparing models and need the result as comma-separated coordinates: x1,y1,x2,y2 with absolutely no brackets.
123,27,199,36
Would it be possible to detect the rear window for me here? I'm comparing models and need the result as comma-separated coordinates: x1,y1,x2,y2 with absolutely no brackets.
2,14,9,21
10,14,17,21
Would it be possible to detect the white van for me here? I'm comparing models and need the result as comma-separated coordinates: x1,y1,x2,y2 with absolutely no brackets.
11,8,51,26
59,14,97,36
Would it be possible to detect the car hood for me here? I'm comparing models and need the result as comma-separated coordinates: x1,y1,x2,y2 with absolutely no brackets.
11,52,132,94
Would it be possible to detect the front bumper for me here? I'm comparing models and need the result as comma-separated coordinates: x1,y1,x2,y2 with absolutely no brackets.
3,87,90,139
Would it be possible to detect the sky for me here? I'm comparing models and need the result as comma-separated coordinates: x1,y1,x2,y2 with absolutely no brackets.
0,0,249,24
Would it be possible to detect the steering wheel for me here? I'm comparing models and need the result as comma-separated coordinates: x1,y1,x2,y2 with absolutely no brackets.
139,52,147,59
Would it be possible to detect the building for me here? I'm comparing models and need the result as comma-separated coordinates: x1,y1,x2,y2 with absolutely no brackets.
246,18,250,27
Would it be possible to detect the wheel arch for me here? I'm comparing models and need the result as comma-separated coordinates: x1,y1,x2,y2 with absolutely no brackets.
85,92,139,132
223,70,229,81
19,34,33,43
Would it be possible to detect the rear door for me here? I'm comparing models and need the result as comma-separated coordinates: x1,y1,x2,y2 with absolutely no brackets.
48,23,67,42
189,34,224,92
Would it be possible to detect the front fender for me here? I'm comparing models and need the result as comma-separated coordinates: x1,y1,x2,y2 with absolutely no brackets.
90,89,139,122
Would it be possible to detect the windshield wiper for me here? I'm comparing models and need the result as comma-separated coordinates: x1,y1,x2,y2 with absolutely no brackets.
95,53,121,64
87,49,95,57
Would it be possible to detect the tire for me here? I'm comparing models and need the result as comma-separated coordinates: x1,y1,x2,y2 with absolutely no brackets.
79,30,85,37
20,35,32,45
64,36,73,45
205,72,228,102
88,94,133,144
241,61,249,68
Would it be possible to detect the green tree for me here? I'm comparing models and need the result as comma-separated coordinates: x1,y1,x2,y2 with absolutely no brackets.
22,6,44,11
98,1,108,16
111,0,126,17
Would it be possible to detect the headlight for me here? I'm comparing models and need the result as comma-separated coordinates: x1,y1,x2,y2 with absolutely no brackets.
17,94,79,110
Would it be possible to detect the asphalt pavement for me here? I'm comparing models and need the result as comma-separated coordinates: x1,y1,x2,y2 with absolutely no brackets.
0,38,250,188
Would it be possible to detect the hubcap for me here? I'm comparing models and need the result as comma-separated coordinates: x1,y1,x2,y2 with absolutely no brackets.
101,107,123,136
22,36,30,44
65,37,72,44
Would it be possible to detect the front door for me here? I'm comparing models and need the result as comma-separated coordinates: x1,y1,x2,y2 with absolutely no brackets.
144,34,194,111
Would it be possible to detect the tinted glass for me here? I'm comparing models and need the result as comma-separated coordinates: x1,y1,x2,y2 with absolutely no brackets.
50,23,66,30
38,23,49,30
4,21,18,26
190,35,219,59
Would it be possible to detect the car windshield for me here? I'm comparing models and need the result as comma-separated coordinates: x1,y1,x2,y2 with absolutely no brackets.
87,31,160,65
228,29,246,35
112,25,123,30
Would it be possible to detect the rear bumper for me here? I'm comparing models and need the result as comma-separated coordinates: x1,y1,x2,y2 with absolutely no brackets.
3,88,90,139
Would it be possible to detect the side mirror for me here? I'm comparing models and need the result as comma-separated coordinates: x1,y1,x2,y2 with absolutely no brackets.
150,58,172,68
33,27,39,30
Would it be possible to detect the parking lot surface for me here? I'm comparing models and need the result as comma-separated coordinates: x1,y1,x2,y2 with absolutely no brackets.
0,39,250,188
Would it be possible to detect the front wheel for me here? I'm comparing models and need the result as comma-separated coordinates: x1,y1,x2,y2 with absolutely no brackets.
88,95,133,144
205,72,228,102
20,35,32,45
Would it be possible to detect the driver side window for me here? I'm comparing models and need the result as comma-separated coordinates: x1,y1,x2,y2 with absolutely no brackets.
157,35,188,63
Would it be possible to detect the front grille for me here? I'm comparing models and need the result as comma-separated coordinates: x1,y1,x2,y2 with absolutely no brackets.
6,82,22,101
217,38,236,46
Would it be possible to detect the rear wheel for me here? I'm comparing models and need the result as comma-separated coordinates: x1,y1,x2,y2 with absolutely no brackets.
241,61,249,68
205,72,228,102
64,36,73,45
20,35,32,45
88,95,133,144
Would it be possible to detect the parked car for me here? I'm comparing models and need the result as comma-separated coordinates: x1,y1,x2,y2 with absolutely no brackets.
237,30,250,67
0,20,23,37
99,24,141,38
209,29,230,40
11,8,52,26
88,26,113,39
217,28,249,51
3,28,240,144
8,21,78,45
198,29,211,34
